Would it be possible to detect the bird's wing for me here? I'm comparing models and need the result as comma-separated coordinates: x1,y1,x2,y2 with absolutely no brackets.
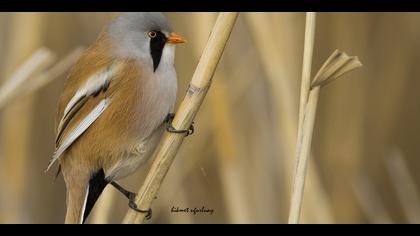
46,62,122,172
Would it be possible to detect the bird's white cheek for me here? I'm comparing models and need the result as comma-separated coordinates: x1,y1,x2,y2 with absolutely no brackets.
162,44,176,67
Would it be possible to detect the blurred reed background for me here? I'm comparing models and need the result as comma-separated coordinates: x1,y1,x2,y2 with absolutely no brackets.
0,12,419,224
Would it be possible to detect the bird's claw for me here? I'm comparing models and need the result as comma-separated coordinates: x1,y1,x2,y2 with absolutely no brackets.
110,181,152,220
128,193,152,220
165,113,194,136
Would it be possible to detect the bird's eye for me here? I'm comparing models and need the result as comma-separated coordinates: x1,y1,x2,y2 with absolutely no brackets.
148,31,157,38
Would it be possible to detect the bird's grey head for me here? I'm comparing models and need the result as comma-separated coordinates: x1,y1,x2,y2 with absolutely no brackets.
108,12,185,72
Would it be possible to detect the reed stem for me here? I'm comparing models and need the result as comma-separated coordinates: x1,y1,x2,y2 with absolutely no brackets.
289,49,362,224
289,12,317,224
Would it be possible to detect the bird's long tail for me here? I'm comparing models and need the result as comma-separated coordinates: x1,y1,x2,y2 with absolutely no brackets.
65,169,108,224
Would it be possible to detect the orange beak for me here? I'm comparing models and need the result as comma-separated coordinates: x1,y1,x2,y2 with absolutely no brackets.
167,32,187,44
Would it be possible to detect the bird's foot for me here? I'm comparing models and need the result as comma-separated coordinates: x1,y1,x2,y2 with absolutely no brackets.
165,113,194,136
110,181,152,220
128,193,152,220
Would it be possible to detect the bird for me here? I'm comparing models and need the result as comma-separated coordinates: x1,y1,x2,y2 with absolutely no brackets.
46,12,190,224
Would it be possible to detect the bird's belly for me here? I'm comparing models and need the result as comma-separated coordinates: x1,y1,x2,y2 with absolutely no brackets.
104,125,165,180
100,64,177,180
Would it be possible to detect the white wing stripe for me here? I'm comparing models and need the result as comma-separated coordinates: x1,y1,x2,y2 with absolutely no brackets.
47,98,111,171
79,184,89,224
63,65,115,117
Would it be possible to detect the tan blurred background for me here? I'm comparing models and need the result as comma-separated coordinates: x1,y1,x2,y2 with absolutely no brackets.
0,12,419,224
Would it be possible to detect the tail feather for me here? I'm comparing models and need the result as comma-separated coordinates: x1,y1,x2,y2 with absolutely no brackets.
65,169,108,224
65,184,89,224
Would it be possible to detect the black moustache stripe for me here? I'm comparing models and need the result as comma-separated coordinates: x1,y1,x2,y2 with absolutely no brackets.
150,31,167,72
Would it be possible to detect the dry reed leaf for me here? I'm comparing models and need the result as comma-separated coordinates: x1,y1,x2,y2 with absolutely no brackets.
311,50,363,88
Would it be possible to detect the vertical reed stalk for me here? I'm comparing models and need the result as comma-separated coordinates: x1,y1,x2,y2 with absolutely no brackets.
246,13,334,223
289,49,363,224
298,13,317,134
289,88,319,224
122,12,239,224
288,12,317,224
